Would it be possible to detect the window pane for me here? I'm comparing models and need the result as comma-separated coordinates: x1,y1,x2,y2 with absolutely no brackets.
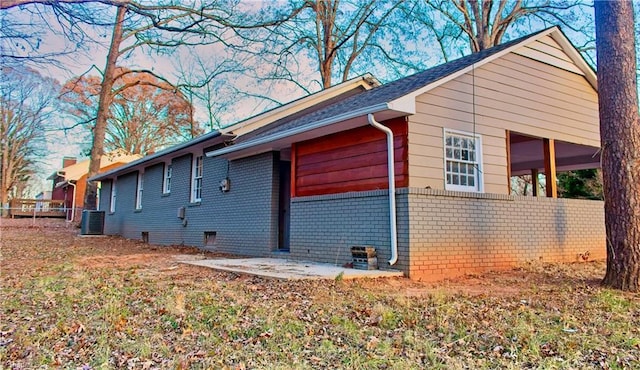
444,131,480,191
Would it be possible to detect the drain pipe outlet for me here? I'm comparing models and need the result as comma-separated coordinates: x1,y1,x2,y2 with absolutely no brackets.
367,114,398,266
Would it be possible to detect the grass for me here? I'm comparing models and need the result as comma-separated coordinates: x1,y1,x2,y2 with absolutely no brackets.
1,219,639,369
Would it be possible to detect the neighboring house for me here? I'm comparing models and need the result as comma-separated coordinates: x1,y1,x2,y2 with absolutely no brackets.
49,149,142,220
91,27,605,281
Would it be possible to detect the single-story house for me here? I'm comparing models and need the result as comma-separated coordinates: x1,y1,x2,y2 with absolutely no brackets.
49,149,141,221
91,27,605,281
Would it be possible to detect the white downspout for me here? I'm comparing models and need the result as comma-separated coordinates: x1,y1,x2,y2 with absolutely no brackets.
68,181,77,223
367,114,398,266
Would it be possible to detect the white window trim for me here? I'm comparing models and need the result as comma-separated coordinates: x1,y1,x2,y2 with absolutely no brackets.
135,172,144,210
109,180,117,213
190,155,203,203
163,163,172,194
96,182,101,211
443,128,483,193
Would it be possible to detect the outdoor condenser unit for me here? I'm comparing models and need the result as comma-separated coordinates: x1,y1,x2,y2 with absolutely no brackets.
80,210,105,235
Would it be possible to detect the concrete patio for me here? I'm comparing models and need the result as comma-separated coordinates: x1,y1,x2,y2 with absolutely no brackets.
175,256,404,280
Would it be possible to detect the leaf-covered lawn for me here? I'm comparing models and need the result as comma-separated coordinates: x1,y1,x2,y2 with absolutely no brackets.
1,219,639,369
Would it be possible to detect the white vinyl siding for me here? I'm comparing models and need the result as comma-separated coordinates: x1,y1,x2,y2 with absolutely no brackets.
163,164,172,194
191,155,203,203
109,180,117,213
135,172,143,210
443,129,482,192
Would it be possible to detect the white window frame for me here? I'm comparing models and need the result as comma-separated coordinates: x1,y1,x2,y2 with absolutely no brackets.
443,128,483,192
109,180,117,213
190,155,203,203
96,182,101,211
163,163,172,194
135,172,144,210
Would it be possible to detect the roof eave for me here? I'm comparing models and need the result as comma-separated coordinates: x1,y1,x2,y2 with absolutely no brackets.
206,103,412,159
221,73,381,136
89,132,229,181
549,29,598,90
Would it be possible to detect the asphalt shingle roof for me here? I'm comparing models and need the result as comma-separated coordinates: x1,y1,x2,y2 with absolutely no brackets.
246,28,549,141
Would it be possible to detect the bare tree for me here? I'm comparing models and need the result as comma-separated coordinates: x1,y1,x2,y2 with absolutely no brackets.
61,68,201,155
595,0,640,292
3,0,301,210
174,54,246,131
417,0,594,57
243,0,409,92
1,1,123,72
0,66,58,212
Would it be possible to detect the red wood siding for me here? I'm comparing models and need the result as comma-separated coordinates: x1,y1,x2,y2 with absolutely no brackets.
293,117,408,196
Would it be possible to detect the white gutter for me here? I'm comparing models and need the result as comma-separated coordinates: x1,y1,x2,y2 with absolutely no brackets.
206,103,391,158
367,113,398,266
67,181,77,223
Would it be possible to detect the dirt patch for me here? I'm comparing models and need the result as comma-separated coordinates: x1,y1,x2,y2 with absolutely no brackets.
0,218,607,297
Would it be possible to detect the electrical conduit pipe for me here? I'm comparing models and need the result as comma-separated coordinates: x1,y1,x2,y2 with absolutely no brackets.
367,114,398,266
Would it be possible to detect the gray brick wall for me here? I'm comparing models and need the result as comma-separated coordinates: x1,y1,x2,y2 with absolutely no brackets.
102,151,280,256
102,161,605,281
289,190,410,273
288,188,605,280
405,188,606,281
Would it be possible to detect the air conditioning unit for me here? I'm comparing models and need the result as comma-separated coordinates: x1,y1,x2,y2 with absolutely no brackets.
80,210,105,235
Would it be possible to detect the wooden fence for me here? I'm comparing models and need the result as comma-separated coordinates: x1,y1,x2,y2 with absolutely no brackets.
6,199,68,218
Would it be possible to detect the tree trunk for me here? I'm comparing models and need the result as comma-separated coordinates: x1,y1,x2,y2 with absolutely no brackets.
83,5,126,210
595,0,640,291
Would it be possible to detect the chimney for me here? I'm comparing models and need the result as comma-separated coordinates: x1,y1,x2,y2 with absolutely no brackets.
62,156,77,168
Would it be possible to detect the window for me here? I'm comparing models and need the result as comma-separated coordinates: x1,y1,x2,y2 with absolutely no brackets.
135,172,144,210
109,180,117,213
163,164,172,194
191,155,203,202
96,182,101,211
444,129,482,192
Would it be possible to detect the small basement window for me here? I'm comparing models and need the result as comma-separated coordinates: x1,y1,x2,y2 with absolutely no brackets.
204,231,216,247
141,232,149,243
